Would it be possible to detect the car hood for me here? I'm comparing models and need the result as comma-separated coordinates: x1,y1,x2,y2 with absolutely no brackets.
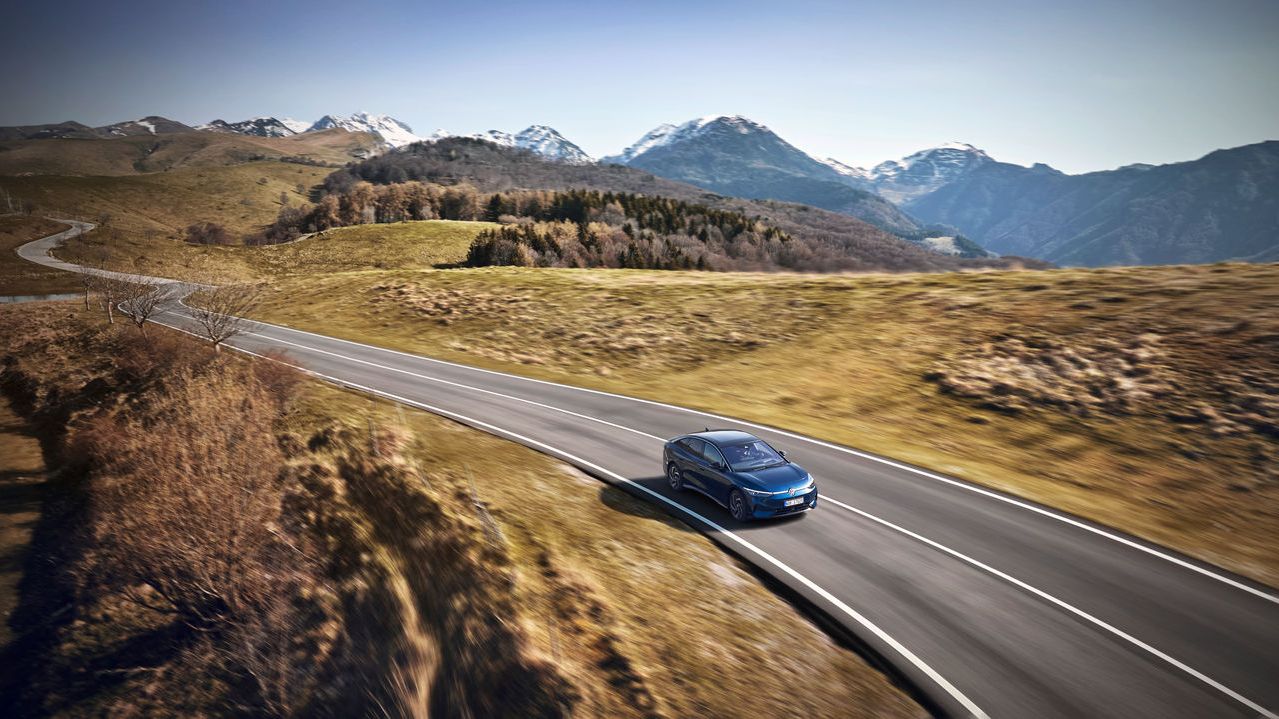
734,463,810,492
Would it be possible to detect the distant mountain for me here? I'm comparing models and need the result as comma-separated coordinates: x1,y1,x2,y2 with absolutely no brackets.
198,117,308,138
868,142,996,203
0,121,101,141
1,116,196,140
468,125,593,164
603,115,919,235
96,116,195,137
309,113,422,148
905,141,1279,265
818,157,872,183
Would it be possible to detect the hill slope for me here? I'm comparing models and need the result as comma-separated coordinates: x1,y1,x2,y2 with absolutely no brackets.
0,129,382,176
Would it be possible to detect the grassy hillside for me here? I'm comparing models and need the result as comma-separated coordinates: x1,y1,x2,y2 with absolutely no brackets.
247,262,1279,585
0,129,380,176
53,219,493,284
1,161,329,239
0,216,79,294
0,303,917,717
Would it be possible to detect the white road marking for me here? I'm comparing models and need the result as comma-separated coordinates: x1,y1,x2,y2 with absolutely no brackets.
819,497,1278,719
24,223,1279,717
30,222,1277,607
167,310,1275,718
149,313,990,719
253,318,1279,606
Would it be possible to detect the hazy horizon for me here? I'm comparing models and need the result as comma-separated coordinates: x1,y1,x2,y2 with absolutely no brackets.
2,0,1276,173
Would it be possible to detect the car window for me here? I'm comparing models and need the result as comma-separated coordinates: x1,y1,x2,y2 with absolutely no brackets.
677,438,703,456
721,440,785,472
700,442,728,468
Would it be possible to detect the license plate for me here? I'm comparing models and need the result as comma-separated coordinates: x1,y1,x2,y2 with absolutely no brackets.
784,498,804,507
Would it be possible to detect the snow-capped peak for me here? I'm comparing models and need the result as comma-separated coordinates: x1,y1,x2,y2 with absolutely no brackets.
819,157,871,181
279,117,310,134
309,113,422,148
603,123,678,164
604,115,773,164
463,125,593,164
199,116,302,138
513,125,593,164
871,142,991,181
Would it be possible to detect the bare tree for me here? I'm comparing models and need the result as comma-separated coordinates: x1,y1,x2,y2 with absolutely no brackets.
118,281,171,335
92,274,126,324
189,284,262,351
76,270,95,309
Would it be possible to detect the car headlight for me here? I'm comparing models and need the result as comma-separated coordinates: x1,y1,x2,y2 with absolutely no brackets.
804,475,816,490
741,487,771,497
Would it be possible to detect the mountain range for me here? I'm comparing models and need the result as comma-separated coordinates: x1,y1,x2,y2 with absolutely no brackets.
599,116,919,236
904,141,1279,265
2,109,1274,265
603,117,1279,266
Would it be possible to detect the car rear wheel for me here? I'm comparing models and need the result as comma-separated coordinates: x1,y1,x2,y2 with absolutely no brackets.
666,462,683,491
729,489,749,522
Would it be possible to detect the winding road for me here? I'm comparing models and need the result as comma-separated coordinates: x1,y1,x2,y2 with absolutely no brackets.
17,221,1279,718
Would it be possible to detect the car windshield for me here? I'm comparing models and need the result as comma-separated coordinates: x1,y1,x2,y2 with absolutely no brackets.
721,440,786,472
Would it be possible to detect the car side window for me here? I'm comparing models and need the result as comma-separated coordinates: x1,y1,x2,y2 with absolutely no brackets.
700,442,727,468
677,438,703,456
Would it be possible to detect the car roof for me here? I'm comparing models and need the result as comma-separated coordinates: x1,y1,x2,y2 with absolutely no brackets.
689,429,759,445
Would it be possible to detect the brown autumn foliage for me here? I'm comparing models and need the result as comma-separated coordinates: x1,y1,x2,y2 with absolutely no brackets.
0,308,578,717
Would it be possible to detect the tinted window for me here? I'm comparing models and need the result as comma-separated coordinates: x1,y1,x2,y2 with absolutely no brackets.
721,440,785,471
677,438,704,456
700,442,727,467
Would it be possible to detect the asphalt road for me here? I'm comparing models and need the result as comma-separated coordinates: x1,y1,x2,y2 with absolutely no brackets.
17,222,1279,718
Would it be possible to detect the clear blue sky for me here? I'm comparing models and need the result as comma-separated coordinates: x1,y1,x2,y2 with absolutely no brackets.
2,0,1276,173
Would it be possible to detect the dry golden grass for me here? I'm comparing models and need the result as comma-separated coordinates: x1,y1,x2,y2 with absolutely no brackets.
0,129,380,177
0,216,80,294
0,302,918,717
1,161,330,239
53,218,494,285
250,263,1279,585
289,383,920,719
0,400,46,649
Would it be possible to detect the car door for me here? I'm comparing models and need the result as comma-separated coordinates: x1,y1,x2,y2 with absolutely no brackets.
674,438,710,493
698,441,734,505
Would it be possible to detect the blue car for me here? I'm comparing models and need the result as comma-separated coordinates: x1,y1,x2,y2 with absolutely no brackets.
663,429,818,521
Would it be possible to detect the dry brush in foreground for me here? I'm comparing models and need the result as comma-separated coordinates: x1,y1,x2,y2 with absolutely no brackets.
0,304,919,718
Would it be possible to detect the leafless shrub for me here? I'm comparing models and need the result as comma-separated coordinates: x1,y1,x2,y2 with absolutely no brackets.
185,221,233,246
117,281,172,335
189,284,262,351
90,275,129,324
77,368,287,625
70,364,335,714
251,349,305,407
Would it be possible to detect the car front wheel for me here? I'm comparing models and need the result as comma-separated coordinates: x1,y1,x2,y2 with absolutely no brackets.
729,489,750,522
666,462,684,491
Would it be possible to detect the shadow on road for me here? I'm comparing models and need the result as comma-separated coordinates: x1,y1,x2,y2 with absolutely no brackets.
597,474,810,535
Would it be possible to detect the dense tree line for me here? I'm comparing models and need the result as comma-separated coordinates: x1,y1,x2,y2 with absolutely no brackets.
310,138,1046,272
466,221,719,270
257,181,804,270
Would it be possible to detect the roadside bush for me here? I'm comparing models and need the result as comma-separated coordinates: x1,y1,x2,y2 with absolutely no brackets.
184,221,233,246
